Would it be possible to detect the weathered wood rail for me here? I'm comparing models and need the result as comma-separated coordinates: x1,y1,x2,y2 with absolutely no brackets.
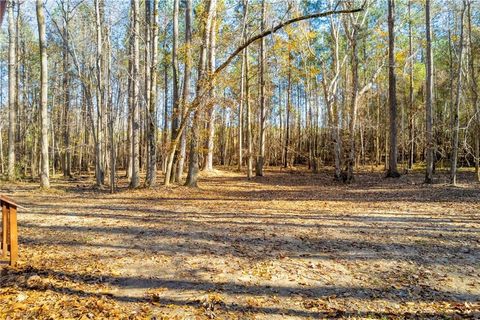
1,195,21,267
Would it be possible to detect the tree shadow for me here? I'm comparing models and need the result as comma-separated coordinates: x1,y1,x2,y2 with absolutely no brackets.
1,266,478,318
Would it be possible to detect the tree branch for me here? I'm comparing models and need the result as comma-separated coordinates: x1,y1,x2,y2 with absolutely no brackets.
214,5,365,77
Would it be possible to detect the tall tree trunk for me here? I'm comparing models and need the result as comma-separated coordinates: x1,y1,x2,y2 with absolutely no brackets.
386,0,400,178
143,0,151,183
345,19,359,183
94,0,105,186
467,2,479,182
424,0,434,183
451,1,466,186
7,0,16,181
255,0,266,176
284,52,291,168
185,0,217,187
163,49,169,174
62,3,71,178
245,45,253,179
174,0,192,183
204,8,217,172
408,0,414,170
37,0,49,188
322,16,343,180
129,0,140,188
146,0,158,187
126,23,133,179
237,1,248,171
106,30,115,193
170,0,181,179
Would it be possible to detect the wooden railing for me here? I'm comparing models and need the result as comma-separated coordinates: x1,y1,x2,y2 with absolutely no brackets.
1,195,20,267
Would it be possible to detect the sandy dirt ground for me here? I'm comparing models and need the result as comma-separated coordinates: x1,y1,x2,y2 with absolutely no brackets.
0,167,479,319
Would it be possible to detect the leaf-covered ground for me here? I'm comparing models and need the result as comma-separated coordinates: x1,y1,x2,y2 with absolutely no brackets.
1,167,479,319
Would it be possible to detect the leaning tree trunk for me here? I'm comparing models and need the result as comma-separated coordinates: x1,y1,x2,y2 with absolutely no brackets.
37,0,49,188
167,4,363,187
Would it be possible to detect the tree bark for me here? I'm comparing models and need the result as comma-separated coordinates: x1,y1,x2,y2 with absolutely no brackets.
345,17,359,183
451,1,466,186
129,0,140,188
245,45,253,179
7,0,16,181
175,0,192,183
146,0,158,187
170,0,180,180
94,0,105,186
37,0,49,188
408,0,414,170
284,52,291,168
62,2,71,178
424,0,434,183
204,7,217,172
255,0,266,176
143,0,151,184
467,2,479,182
386,0,400,178
185,0,217,187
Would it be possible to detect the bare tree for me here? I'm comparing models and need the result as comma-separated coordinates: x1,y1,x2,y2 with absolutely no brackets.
164,4,364,186
129,0,140,188
145,0,158,187
237,0,248,172
467,1,479,182
61,1,72,178
451,1,466,186
170,0,180,180
204,5,217,172
7,0,15,181
425,0,434,183
321,13,342,180
386,0,400,178
255,0,266,176
344,11,359,183
175,0,192,183
185,0,217,187
37,0,49,188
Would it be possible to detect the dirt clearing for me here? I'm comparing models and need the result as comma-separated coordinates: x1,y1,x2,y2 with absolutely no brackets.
0,168,479,319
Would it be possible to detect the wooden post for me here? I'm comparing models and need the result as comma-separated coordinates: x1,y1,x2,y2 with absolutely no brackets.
0,195,20,267
8,205,17,266
1,202,7,259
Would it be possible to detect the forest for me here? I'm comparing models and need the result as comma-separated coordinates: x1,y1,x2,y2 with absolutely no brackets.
0,0,479,319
